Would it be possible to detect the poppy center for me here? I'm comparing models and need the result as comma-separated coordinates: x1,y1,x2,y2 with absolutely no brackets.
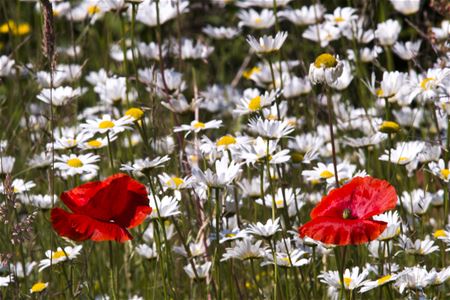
314,53,337,68
31,282,47,293
217,135,236,146
51,250,67,259
342,208,352,219
67,158,83,168
99,120,115,129
193,122,206,129
377,274,392,285
248,96,262,111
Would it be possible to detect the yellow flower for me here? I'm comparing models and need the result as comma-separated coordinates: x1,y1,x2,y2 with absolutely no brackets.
379,121,400,134
314,53,337,68
0,20,30,36
30,282,48,293
125,107,144,120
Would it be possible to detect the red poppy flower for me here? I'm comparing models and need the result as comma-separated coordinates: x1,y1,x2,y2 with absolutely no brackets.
299,176,397,245
51,173,151,243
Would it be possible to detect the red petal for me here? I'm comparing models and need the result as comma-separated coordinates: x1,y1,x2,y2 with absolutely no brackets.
60,173,150,227
299,216,387,245
51,208,132,243
310,177,397,220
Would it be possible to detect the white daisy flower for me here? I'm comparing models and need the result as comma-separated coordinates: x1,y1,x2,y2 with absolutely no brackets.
246,217,281,238
202,25,240,40
373,211,401,241
37,86,83,106
246,32,288,55
389,0,421,15
394,266,431,294
302,23,341,47
238,9,275,29
221,238,266,261
428,159,450,182
183,261,212,280
121,156,170,176
277,4,325,26
359,272,403,293
319,267,369,291
398,235,439,255
379,141,424,165
247,117,295,139
158,173,194,190
149,195,180,219
38,245,83,271
234,88,279,115
393,40,421,60
375,19,401,46
238,137,290,165
80,114,133,135
0,156,15,174
136,243,158,260
19,194,57,209
399,189,433,215
192,156,242,188
54,153,100,177
174,119,222,136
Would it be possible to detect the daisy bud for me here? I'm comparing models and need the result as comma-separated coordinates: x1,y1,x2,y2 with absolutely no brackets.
125,107,144,121
379,121,400,134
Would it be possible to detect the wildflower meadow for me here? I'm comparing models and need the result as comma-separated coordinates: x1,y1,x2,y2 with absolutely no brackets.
1,0,450,299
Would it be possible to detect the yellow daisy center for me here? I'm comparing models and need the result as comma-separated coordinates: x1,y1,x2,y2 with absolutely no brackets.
13,187,19,193
67,158,83,168
254,17,263,24
193,121,206,129
434,229,446,238
420,77,435,90
334,16,345,22
88,5,101,15
376,88,384,97
440,169,450,179
31,282,47,293
319,170,334,179
343,277,352,287
51,250,67,260
168,177,184,188
377,274,392,285
98,120,115,129
398,156,408,162
217,135,236,147
125,107,144,120
225,233,236,238
243,66,261,79
87,140,102,148
275,199,284,207
248,96,262,111
314,53,337,68
291,152,304,163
